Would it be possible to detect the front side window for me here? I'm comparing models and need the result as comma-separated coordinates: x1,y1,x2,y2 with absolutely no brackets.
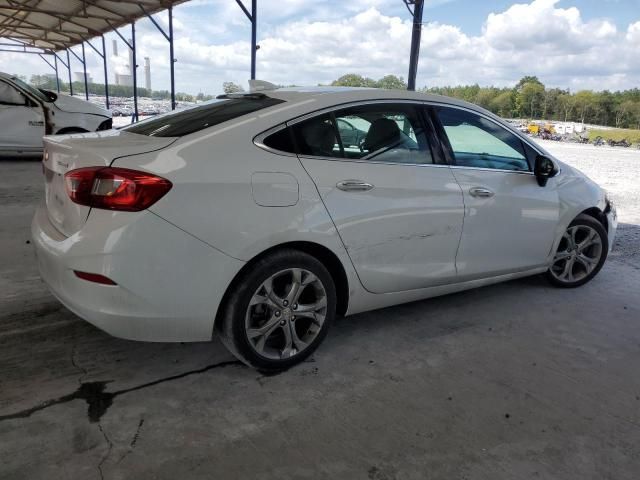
6,76,50,103
292,104,432,164
436,107,530,172
0,81,26,105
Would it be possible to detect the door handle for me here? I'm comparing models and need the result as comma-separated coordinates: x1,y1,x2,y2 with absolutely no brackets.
336,180,374,192
469,187,495,198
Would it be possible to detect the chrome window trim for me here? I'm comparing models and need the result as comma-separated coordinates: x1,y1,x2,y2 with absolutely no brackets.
297,154,451,169
253,123,298,158
253,98,551,174
449,165,534,176
285,99,428,127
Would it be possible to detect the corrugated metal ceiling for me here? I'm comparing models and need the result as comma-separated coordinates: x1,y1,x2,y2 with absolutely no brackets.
0,0,189,51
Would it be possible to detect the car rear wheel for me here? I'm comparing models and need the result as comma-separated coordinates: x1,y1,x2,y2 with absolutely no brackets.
546,214,608,288
218,249,336,371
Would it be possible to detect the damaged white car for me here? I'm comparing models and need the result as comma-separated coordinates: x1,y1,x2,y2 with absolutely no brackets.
0,72,111,156
32,85,616,370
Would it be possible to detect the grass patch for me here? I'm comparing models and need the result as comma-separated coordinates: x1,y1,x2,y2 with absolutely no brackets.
588,128,640,145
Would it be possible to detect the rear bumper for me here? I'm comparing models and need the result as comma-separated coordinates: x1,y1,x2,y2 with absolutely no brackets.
32,206,245,342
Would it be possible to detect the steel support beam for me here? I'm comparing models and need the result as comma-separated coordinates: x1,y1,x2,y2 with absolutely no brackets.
101,36,109,109
81,42,89,100
112,24,138,120
37,53,61,93
250,0,257,80
37,52,56,92
235,0,258,80
54,54,60,92
53,52,68,93
86,36,110,109
406,0,423,91
38,54,55,71
0,48,50,54
66,49,73,95
142,5,176,110
131,23,138,121
69,46,88,99
169,6,176,109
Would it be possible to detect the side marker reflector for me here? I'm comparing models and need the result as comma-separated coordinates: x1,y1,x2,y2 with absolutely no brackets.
74,270,117,285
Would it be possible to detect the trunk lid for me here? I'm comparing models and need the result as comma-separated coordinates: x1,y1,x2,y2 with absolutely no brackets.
43,129,176,237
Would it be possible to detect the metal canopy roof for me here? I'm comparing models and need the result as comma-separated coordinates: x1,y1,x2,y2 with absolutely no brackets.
0,0,189,51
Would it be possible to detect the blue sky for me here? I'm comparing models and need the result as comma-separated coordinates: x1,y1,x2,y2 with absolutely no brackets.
1,0,639,95
427,0,640,34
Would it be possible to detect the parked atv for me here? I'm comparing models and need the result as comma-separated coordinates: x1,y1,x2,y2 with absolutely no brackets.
607,139,631,148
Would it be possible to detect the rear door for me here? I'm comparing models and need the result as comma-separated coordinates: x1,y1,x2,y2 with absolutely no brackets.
431,105,560,280
289,102,464,294
0,80,45,152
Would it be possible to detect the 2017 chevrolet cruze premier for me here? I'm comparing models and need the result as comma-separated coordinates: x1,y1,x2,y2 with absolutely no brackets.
32,86,617,370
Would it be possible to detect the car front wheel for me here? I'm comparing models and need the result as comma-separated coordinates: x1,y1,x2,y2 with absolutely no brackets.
546,214,608,288
218,249,336,371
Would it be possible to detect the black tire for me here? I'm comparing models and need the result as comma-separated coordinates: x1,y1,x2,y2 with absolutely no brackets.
217,249,336,371
545,214,608,288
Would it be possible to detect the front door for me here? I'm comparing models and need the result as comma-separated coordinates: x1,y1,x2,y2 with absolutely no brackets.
432,105,560,280
292,102,465,294
0,80,45,153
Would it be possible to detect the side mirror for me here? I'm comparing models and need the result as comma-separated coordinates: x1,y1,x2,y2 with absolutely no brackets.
534,155,558,187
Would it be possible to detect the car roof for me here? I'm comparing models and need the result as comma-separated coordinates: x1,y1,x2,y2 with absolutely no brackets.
260,86,490,117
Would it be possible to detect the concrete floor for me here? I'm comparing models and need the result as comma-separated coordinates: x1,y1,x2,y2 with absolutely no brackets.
1,143,640,479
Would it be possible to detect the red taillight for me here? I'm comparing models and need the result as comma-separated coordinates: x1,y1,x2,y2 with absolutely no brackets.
74,270,117,285
65,167,172,212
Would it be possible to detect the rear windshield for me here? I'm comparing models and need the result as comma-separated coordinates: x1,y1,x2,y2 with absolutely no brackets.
122,96,285,137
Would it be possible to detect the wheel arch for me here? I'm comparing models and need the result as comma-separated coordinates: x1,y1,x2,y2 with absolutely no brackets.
54,127,89,135
214,241,350,334
579,206,608,232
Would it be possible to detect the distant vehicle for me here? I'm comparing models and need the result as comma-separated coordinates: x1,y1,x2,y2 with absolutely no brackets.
0,72,111,156
607,138,631,148
32,86,617,370
592,136,606,146
336,118,367,148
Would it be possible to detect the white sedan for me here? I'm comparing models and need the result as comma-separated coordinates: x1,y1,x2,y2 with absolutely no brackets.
0,72,111,156
32,86,617,370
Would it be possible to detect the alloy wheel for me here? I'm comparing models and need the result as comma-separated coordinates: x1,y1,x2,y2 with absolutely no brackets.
550,224,603,283
244,268,328,360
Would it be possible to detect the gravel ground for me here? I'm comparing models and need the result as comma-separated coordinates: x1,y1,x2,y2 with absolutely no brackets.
1,143,639,479
536,140,640,269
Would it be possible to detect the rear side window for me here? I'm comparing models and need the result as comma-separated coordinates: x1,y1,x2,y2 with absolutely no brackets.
123,96,284,137
288,104,432,164
292,114,340,158
262,127,296,153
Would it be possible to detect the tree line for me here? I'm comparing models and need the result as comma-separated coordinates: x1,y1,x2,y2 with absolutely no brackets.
22,72,640,129
329,74,640,129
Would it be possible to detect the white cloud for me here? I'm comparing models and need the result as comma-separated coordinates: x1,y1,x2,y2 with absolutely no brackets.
0,0,638,95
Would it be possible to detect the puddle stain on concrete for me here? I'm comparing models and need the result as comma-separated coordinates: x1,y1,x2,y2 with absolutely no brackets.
0,360,242,424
